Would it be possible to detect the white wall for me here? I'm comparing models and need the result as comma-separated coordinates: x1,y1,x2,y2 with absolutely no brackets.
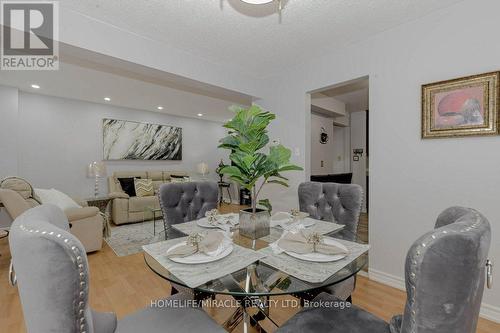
0,86,19,180
350,111,367,212
257,0,500,320
0,86,228,200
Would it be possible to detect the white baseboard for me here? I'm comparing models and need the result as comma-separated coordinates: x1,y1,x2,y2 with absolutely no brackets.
480,303,500,323
367,268,500,323
368,268,405,290
357,270,369,278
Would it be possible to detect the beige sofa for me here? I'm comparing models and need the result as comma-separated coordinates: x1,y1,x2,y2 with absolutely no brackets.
0,177,104,253
108,170,188,225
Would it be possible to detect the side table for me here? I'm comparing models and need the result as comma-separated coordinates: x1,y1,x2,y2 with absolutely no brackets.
218,182,232,205
144,206,162,236
85,196,112,219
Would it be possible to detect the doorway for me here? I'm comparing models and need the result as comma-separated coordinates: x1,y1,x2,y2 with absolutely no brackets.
308,77,370,250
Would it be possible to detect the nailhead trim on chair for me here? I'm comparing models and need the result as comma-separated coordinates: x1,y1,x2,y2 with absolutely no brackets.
405,211,482,332
19,224,89,333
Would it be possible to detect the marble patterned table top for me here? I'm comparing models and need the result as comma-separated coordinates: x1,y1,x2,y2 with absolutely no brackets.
173,217,345,244
258,239,370,283
142,237,265,288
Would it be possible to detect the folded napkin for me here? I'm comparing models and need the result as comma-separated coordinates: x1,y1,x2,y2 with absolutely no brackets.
167,231,226,258
271,210,309,230
275,230,348,256
214,213,238,226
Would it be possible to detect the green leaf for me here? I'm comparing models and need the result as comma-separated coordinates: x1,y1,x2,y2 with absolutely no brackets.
258,199,273,214
267,179,289,187
278,164,303,172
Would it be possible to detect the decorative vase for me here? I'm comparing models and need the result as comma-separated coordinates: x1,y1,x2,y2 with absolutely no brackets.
239,208,270,240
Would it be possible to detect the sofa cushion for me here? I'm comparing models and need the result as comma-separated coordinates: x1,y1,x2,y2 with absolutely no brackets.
35,188,82,211
152,180,164,192
146,171,163,181
114,171,147,179
0,189,31,219
129,196,159,212
163,171,187,181
65,206,100,222
118,178,140,197
135,179,154,197
0,177,34,200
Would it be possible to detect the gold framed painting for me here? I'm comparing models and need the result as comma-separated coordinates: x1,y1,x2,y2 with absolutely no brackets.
422,71,500,139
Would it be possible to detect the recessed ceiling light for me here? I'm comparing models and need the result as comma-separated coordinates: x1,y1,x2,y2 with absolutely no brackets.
157,106,164,110
104,97,111,102
31,84,40,89
197,113,204,117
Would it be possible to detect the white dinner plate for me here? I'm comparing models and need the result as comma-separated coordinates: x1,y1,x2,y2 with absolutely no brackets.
284,237,348,262
166,241,233,264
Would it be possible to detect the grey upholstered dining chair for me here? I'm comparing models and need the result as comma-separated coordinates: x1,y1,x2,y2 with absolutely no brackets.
298,181,363,301
9,204,225,333
158,181,219,296
277,206,492,333
158,181,219,239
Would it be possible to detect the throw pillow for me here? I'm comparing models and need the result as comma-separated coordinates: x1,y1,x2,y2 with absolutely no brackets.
34,188,82,211
117,177,140,197
134,178,154,197
170,175,189,183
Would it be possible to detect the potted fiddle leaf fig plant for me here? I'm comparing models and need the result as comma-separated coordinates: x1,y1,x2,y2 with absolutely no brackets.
218,105,303,239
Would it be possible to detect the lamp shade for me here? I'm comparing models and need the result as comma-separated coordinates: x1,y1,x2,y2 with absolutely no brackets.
88,161,107,177
197,162,209,176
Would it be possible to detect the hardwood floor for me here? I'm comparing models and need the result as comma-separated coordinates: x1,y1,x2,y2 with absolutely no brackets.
1,204,498,332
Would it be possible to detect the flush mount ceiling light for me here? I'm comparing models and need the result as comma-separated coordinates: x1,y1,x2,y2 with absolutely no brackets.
240,0,283,11
240,0,273,3
104,97,111,102
31,84,40,89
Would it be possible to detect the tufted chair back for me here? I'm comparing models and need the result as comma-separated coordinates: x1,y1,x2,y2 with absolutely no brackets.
158,181,218,226
9,204,117,333
298,182,363,241
392,207,491,333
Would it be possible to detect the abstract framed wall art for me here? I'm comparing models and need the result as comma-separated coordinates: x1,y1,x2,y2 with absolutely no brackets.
103,118,182,160
421,71,499,138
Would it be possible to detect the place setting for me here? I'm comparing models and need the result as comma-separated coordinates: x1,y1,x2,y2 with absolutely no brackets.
259,227,370,283
142,228,265,288
173,209,239,235
270,209,316,229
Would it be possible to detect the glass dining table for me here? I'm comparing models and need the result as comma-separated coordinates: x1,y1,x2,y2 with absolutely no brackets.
143,220,368,332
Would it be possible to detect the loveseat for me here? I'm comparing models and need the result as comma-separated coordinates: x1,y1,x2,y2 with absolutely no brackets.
0,177,104,252
108,170,188,225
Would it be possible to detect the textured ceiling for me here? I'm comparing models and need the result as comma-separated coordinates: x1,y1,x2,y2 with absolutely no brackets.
61,0,464,78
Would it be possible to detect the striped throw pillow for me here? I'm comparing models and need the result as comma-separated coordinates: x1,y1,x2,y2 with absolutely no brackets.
134,178,154,197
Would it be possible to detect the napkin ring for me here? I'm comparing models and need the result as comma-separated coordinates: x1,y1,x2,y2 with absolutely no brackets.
306,233,323,252
187,233,204,252
205,209,220,224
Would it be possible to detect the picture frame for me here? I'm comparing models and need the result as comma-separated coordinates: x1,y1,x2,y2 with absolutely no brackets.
421,71,500,139
102,118,182,160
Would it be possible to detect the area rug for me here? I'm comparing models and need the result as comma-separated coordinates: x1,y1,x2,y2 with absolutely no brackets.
105,220,166,257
